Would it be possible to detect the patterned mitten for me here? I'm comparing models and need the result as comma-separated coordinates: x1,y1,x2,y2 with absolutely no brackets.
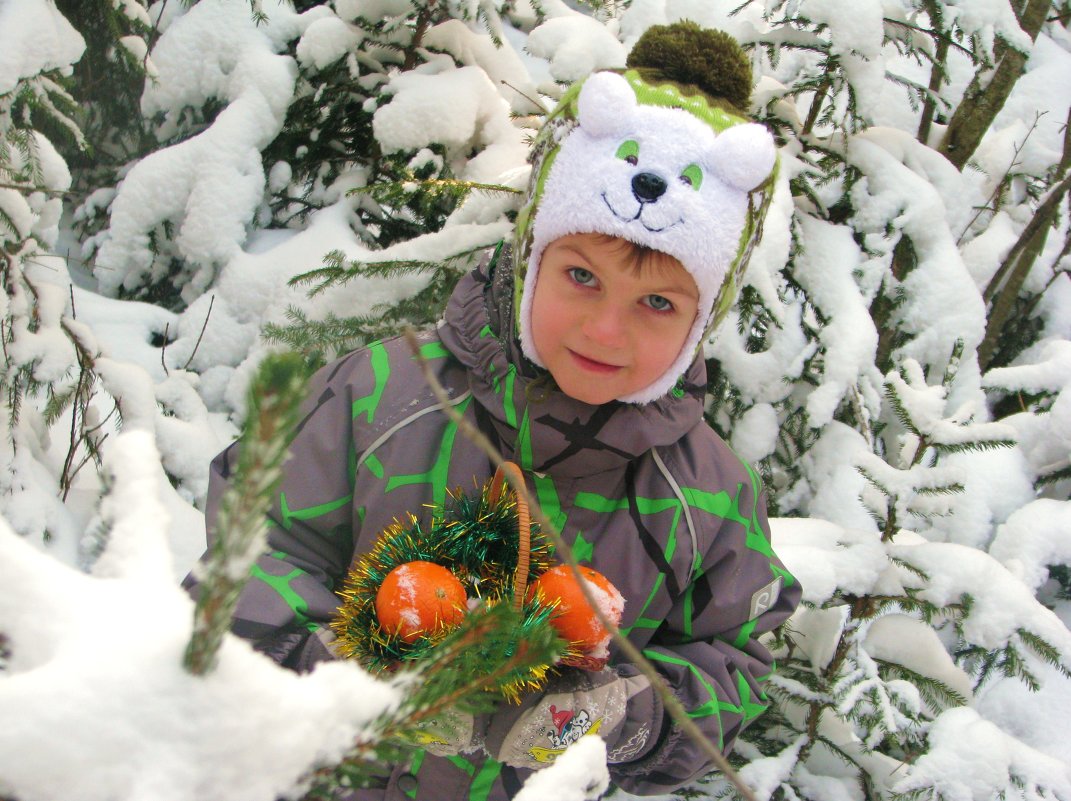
484,666,661,769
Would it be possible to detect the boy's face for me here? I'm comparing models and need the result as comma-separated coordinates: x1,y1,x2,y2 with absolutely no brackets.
530,233,699,405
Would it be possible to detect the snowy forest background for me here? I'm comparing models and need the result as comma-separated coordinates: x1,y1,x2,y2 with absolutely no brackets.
2,0,1071,799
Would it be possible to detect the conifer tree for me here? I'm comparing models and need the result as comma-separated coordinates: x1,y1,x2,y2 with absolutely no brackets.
694,2,1071,798
0,10,100,544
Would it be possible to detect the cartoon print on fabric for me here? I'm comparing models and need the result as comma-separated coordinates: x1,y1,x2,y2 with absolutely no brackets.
527,706,603,764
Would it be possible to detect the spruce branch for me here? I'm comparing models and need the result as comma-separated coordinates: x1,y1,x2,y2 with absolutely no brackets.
401,329,762,801
183,352,309,676
875,659,969,712
301,603,562,797
1016,627,1071,681
289,243,490,297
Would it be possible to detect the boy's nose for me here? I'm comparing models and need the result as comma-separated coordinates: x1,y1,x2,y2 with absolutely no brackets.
582,303,628,348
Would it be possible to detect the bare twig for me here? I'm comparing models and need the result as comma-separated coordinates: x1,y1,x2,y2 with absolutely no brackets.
160,322,170,377
145,0,170,72
182,294,215,371
402,329,759,801
955,113,1043,246
499,79,549,116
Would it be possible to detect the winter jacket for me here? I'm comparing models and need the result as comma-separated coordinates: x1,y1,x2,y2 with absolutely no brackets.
186,246,800,800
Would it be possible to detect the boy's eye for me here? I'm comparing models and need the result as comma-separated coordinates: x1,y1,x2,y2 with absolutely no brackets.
615,139,640,166
645,294,673,312
680,164,703,190
568,267,596,286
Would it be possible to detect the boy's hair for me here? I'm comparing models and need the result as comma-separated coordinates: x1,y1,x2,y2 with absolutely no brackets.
588,233,687,278
512,23,779,405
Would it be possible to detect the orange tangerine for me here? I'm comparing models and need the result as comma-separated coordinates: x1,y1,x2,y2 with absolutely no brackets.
527,565,624,654
375,561,467,643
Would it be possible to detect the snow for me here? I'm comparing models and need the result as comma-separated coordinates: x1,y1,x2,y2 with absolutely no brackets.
731,402,779,463
581,572,625,661
802,0,885,121
296,15,364,71
373,63,522,162
792,215,878,427
992,33,1071,173
864,615,974,712
847,133,988,374
974,658,1071,767
891,707,1071,800
93,0,323,300
944,0,1036,55
0,0,85,95
525,16,627,84
736,736,806,801
990,500,1071,592
771,517,887,605
0,432,403,801
512,736,608,801
424,20,545,115
889,540,1071,660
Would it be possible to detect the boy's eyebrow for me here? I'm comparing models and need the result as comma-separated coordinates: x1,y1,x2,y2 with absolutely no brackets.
555,243,594,263
555,240,699,298
648,277,699,298
646,271,700,298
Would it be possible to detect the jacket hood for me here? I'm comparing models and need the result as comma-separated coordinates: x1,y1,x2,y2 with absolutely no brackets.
439,246,706,479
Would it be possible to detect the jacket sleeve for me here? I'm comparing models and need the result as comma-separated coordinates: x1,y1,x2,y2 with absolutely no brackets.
610,454,801,795
183,352,364,673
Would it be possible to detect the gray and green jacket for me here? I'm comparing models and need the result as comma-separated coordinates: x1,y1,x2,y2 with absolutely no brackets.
187,247,799,799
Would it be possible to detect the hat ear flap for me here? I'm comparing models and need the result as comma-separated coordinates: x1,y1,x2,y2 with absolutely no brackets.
707,123,777,192
577,72,637,137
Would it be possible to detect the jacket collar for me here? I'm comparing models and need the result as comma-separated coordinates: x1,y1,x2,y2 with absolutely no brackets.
439,246,705,478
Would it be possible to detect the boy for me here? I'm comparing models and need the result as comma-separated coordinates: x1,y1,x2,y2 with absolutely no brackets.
187,23,800,800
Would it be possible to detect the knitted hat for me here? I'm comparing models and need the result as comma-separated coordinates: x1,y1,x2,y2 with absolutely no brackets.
513,23,778,405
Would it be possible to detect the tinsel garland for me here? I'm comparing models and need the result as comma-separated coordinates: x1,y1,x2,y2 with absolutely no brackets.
330,476,581,700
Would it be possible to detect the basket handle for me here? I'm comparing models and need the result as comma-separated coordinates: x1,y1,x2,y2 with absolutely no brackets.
488,462,531,613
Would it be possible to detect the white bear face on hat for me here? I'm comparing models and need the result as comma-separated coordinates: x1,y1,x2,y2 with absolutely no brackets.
520,70,776,404
531,72,775,287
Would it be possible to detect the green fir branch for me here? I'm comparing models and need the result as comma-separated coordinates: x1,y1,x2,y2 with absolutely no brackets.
290,243,487,297
929,438,1017,456
183,352,310,676
1016,627,1071,681
1036,462,1071,487
875,659,969,711
883,380,921,437
912,483,966,496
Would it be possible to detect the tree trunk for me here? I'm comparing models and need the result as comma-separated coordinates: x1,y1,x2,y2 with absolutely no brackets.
871,236,917,372
979,169,1071,369
937,0,1051,171
917,0,949,145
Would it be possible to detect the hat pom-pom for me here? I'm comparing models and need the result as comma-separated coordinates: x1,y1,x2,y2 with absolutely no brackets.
626,21,753,113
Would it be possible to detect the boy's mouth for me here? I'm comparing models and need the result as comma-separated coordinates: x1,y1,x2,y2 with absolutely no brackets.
568,349,623,373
